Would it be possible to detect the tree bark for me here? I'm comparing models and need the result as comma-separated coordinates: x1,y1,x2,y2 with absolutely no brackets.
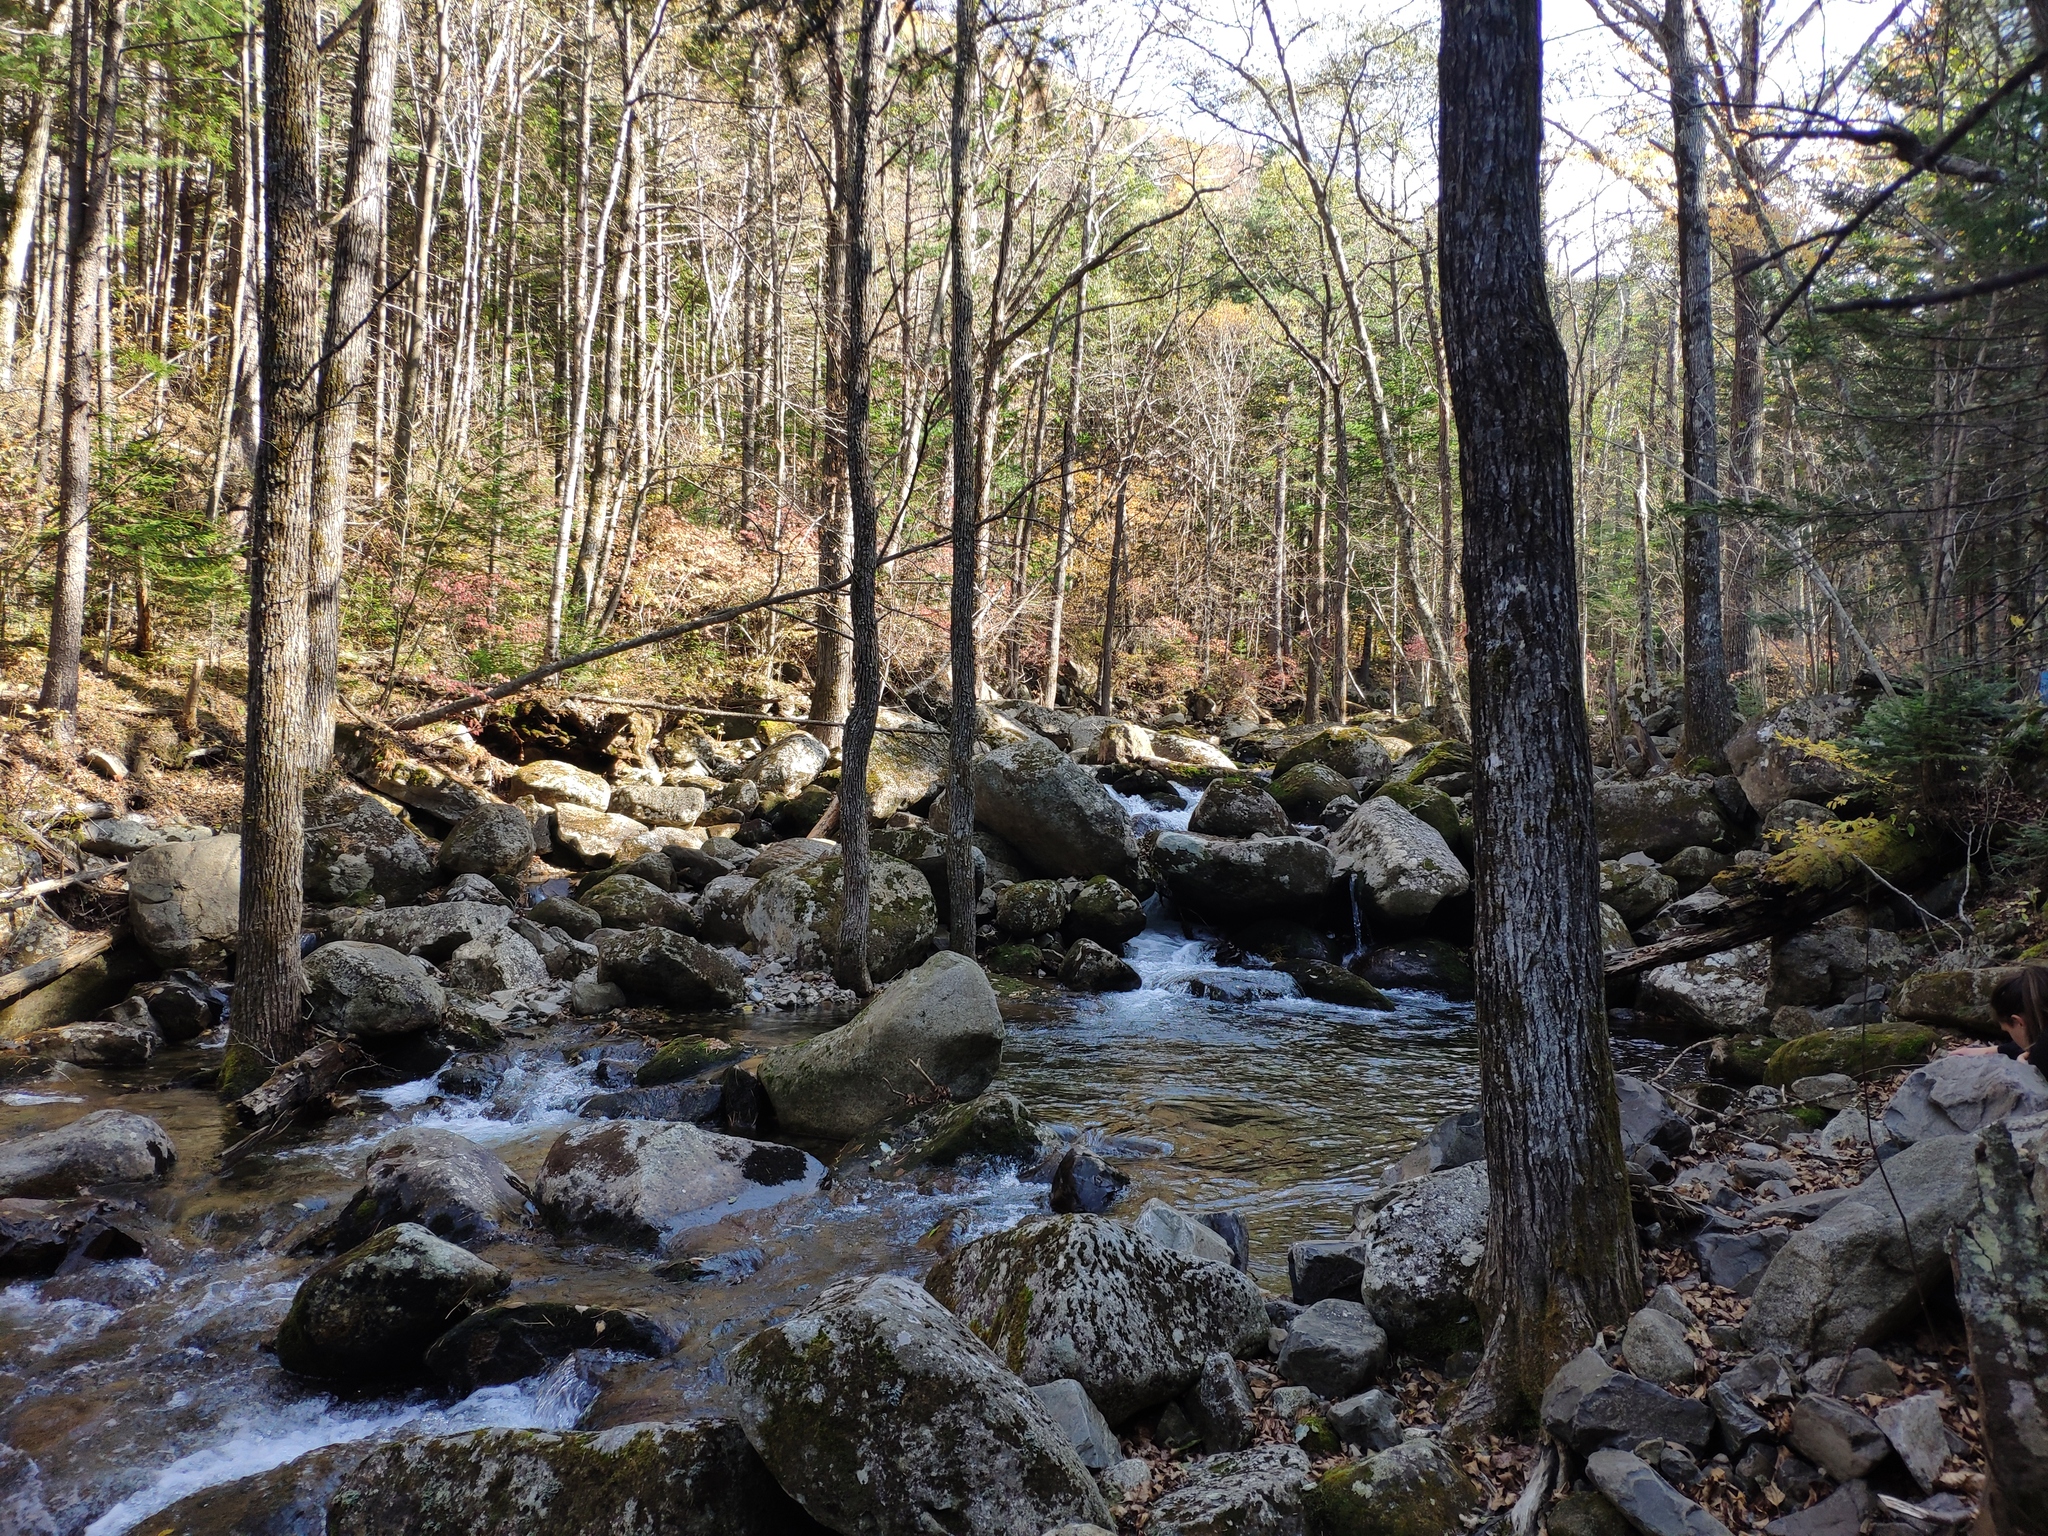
0,90,54,388
40,0,122,731
807,3,852,744
1666,0,1733,761
385,6,448,528
1096,469,1129,714
1439,0,1640,1426
1042,199,1090,707
944,0,979,956
306,0,400,773
1634,427,1657,689
230,0,324,1084
833,0,886,995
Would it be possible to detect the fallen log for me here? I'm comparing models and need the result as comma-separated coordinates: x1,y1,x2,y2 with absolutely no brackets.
230,1037,377,1127
0,862,129,914
0,932,117,1007
1605,890,1850,980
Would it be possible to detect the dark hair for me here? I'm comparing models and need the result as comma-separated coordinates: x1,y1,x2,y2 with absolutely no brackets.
1988,968,2048,1048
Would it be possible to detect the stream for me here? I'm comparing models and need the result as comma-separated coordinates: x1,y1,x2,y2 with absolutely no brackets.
0,804,1687,1533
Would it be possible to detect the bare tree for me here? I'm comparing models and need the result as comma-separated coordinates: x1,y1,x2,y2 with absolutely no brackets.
944,0,979,953
1439,0,1640,1425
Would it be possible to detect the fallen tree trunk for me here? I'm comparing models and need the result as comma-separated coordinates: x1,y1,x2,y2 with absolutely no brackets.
0,863,128,914
0,932,117,1006
230,1037,376,1126
1605,890,1850,980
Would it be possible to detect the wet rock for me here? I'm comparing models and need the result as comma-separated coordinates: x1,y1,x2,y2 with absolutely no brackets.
1328,798,1469,919
1386,1107,1485,1184
891,1091,1044,1168
635,1034,741,1086
434,803,538,881
305,794,437,906
744,853,936,982
1270,763,1353,823
1050,1146,1128,1213
443,930,549,997
997,878,1072,938
355,901,514,962
1882,1052,2048,1145
510,759,611,811
1276,727,1395,787
1306,1438,1482,1536
21,1020,157,1066
579,1080,723,1123
1623,1305,1699,1385
143,1440,371,1536
1540,1348,1717,1455
1603,856,1679,926
1743,1132,1984,1355
1356,939,1474,1000
327,1419,817,1536
1188,778,1291,838
275,1223,508,1380
1151,831,1335,921
759,951,1002,1140
1584,1448,1731,1536
424,1301,672,1393
580,872,691,932
1276,1299,1387,1398
1287,960,1395,1010
1182,1350,1257,1453
128,833,241,967
1147,1444,1312,1536
1875,1391,1949,1492
304,941,447,1038
609,784,707,828
971,738,1144,886
552,803,651,868
0,1109,176,1197
1352,1161,1487,1350
1060,938,1141,992
595,928,746,1009
529,895,601,940
1595,777,1734,860
0,1196,146,1277
1064,876,1147,948
732,1273,1113,1536
533,1120,823,1249
1638,942,1770,1035
316,1128,529,1250
1031,1377,1121,1470
925,1213,1269,1419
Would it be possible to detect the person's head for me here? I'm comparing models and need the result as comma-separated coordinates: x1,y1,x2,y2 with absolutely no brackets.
1988,967,2048,1051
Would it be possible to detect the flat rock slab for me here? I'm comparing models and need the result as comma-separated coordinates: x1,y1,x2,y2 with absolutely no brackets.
0,1109,176,1198
533,1119,822,1249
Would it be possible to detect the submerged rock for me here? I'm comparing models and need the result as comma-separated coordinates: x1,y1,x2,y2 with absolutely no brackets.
275,1223,508,1380
424,1302,672,1394
731,1274,1113,1536
0,1196,145,1278
0,1109,176,1198
533,1119,823,1249
759,951,1003,1141
925,1213,1268,1420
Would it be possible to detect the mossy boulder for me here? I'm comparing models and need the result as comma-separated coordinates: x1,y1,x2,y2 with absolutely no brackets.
580,873,689,932
1709,1034,1779,1086
635,1034,743,1086
1542,1490,1634,1536
1370,781,1463,849
275,1223,508,1380
1272,762,1354,822
744,853,936,982
983,941,1048,979
1188,777,1291,838
996,879,1071,939
1306,1440,1483,1536
925,1213,1268,1420
1287,961,1396,1011
1763,1023,1938,1087
1275,727,1396,789
1064,876,1147,948
1356,939,1475,1001
890,1091,1045,1169
730,1275,1113,1536
1892,966,2023,1036
325,1420,819,1536
1757,815,1944,898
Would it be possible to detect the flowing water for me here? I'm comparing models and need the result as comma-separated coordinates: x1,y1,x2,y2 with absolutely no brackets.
1,809,1685,1532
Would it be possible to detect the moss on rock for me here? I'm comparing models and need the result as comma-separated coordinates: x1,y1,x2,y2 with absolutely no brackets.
1305,1441,1482,1536
1763,1023,1938,1087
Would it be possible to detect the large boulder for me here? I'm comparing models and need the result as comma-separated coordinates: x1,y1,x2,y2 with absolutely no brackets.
1270,763,1354,823
1540,1348,1717,1456
1329,798,1470,920
1306,1439,1484,1535
732,1274,1112,1536
595,928,746,1009
304,794,436,906
533,1119,823,1248
1274,727,1395,788
1065,876,1148,948
1725,694,1864,815
1767,927,1912,1009
1352,1161,1488,1350
317,1127,529,1249
759,951,1003,1140
1147,1444,1313,1536
510,759,611,811
274,1223,508,1380
580,872,691,932
744,853,936,982
1601,857,1678,927
925,1213,1268,1420
865,712,953,818
434,803,536,881
1594,778,1732,860
354,901,513,961
1882,1053,2048,1145
326,1419,818,1536
996,879,1071,938
1743,1132,1985,1356
425,1302,672,1394
129,834,241,967
0,1109,176,1198
303,941,447,1038
1892,965,2025,1033
1151,831,1335,921
609,784,708,829
552,803,651,868
443,930,549,997
1188,779,1290,839
1763,1022,1938,1086
970,738,1142,884
1637,942,1771,1035
741,732,831,795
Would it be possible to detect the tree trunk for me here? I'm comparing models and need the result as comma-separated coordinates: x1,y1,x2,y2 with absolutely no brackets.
944,0,979,956
229,0,324,1087
1438,0,1640,1425
40,0,123,732
306,0,400,773
1666,0,1732,761
386,8,448,528
807,4,852,745
1097,469,1128,714
1723,1,1763,698
1634,427,1656,689
833,0,886,995
0,91,54,387
1042,199,1090,708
